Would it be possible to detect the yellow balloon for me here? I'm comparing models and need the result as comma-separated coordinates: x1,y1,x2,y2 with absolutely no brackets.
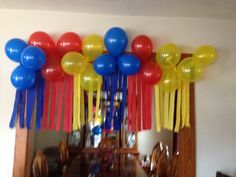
156,44,181,68
61,52,87,75
160,68,180,92
177,57,203,82
82,34,104,62
193,45,217,66
81,64,102,91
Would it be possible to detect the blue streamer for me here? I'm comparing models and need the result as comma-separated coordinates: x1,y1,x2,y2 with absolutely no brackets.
105,76,112,130
26,87,36,129
120,75,127,126
36,74,45,129
110,73,118,127
19,90,26,128
9,90,22,128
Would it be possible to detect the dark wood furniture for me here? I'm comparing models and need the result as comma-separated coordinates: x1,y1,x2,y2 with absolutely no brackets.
61,153,147,177
216,171,231,177
32,151,48,177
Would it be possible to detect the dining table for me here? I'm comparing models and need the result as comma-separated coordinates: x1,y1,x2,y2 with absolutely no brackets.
61,152,148,177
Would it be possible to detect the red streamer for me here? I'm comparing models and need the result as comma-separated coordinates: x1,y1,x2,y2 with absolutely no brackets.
128,76,133,130
137,75,142,131
56,78,65,131
49,81,57,130
64,75,73,132
131,75,137,131
42,81,50,129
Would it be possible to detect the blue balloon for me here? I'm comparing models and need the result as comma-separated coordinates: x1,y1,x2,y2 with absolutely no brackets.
92,125,102,135
5,38,28,62
93,54,116,76
104,27,128,57
118,54,141,75
21,46,46,70
11,65,36,89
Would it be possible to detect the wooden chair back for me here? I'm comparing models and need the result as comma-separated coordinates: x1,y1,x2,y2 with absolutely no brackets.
32,151,48,177
156,145,169,175
150,142,163,172
166,152,179,177
59,141,69,165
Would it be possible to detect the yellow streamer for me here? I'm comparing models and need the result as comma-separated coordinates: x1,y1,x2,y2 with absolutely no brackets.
181,81,186,128
154,85,161,132
168,91,175,130
81,88,85,126
88,91,93,124
159,86,164,127
185,82,190,127
73,74,79,130
163,92,169,129
174,84,182,133
95,84,101,122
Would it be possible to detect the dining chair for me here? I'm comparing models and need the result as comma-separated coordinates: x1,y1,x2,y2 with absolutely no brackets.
59,141,69,173
32,150,48,177
216,171,231,177
150,142,163,173
166,152,179,177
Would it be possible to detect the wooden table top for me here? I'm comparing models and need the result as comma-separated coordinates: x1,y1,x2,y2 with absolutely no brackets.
62,153,148,177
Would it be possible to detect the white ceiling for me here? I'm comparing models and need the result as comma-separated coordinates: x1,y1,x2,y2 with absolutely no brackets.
0,0,236,19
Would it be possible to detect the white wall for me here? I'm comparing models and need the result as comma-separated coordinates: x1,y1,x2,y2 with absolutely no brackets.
0,9,236,177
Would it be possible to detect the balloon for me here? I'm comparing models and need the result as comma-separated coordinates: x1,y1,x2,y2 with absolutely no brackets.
156,44,181,68
41,55,64,80
5,38,28,62
131,35,153,61
11,65,36,89
57,32,82,56
21,46,46,70
104,27,128,57
81,64,102,92
160,68,180,92
28,31,55,56
61,52,86,75
82,34,104,61
93,54,116,76
139,61,162,85
118,54,141,75
177,57,203,82
92,125,102,135
193,45,217,66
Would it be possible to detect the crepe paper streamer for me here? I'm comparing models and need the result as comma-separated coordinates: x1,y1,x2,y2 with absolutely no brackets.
42,81,50,129
49,81,57,130
56,78,64,131
154,85,161,132
80,88,85,126
64,75,73,132
105,76,112,130
159,86,164,128
68,76,73,132
73,74,79,130
131,75,137,131
19,90,26,128
163,92,169,129
142,84,147,130
137,75,142,131
88,91,93,124
181,81,186,128
26,88,36,129
167,91,176,131
9,90,22,128
109,73,118,125
174,84,182,133
36,74,45,130
185,81,190,127
120,75,127,128
95,86,101,122
128,75,133,130
145,85,152,130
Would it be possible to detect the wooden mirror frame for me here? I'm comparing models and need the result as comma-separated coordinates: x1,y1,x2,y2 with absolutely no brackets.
12,54,195,177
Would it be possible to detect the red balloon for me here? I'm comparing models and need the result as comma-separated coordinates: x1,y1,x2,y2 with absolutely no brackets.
41,55,64,81
131,35,153,61
56,32,82,57
28,31,55,56
139,61,162,85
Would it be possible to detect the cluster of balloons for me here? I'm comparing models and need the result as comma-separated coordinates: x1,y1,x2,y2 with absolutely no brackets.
5,38,46,89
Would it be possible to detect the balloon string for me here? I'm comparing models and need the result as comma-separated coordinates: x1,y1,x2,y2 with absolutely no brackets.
181,81,186,128
131,75,137,131
185,82,190,127
154,84,161,132
73,75,79,130
56,78,64,131
163,92,169,129
26,88,35,129
127,76,133,131
49,81,57,130
9,90,21,128
36,74,45,130
174,83,182,133
88,91,93,124
137,75,142,131
168,91,176,131
42,81,50,129
68,76,73,132
19,90,26,128
81,88,85,126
